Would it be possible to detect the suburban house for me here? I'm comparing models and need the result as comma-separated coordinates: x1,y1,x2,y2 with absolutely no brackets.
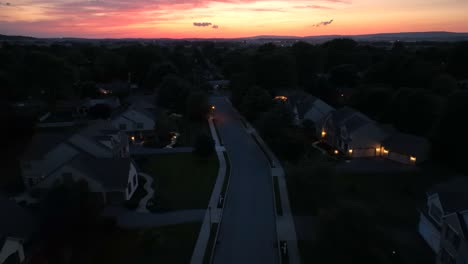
275,91,335,137
0,197,35,264
82,96,121,111
418,177,468,264
111,106,156,141
381,132,430,165
53,154,139,204
21,120,131,196
125,95,156,112
321,107,388,157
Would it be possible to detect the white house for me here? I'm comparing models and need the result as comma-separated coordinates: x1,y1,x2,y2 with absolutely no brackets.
419,178,468,264
111,106,156,137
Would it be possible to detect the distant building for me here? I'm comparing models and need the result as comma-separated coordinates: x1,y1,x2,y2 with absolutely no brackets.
111,105,156,140
419,177,468,264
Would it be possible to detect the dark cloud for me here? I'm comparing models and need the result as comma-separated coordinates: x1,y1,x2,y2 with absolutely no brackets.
212,24,219,29
193,22,212,27
313,19,334,27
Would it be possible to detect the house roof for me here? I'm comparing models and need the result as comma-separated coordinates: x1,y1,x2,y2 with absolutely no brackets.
331,107,373,132
67,154,133,190
382,132,430,158
0,197,35,240
22,133,70,159
125,95,155,110
68,120,126,158
428,177,468,213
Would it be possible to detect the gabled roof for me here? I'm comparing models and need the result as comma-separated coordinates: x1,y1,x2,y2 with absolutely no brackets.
68,120,125,158
22,133,70,159
331,107,372,131
428,177,468,213
67,154,133,190
382,132,430,158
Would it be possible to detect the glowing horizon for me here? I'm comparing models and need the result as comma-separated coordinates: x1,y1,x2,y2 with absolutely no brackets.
0,0,467,38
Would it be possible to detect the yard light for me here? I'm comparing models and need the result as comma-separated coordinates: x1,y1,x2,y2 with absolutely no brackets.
131,136,135,141
334,150,339,155
321,131,327,137
211,105,216,110
348,149,353,154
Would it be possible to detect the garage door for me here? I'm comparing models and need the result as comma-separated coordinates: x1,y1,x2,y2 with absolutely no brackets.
353,148,376,158
388,152,410,165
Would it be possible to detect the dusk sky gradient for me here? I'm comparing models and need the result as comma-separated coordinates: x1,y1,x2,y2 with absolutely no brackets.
0,0,467,38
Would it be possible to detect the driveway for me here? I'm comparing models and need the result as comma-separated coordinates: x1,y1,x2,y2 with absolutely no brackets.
210,96,279,264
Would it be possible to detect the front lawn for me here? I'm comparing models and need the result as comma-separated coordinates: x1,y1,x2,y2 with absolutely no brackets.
135,152,218,210
74,223,201,264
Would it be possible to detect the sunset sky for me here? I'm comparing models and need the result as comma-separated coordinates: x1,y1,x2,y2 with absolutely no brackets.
0,0,467,38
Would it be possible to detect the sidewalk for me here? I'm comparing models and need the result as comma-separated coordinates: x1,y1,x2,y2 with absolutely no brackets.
190,116,228,264
239,106,301,264
136,172,155,213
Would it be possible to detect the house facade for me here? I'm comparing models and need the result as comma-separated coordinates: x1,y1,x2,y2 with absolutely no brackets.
111,107,155,135
419,178,468,264
321,107,388,157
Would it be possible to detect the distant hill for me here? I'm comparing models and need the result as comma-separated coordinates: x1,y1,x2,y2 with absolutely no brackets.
1,31,468,43
302,31,468,42
0,34,36,41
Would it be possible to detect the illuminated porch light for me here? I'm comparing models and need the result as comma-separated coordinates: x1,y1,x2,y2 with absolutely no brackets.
348,149,353,154
211,106,216,110
376,147,381,152
321,131,327,137
383,148,389,154
274,96,288,101
131,136,135,141
334,150,339,155
410,156,417,162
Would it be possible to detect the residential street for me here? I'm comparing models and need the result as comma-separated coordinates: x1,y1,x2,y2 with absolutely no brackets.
210,96,279,264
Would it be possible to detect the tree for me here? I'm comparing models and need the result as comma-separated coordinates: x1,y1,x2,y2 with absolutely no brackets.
431,74,459,96
239,86,272,121
193,134,215,157
186,91,210,122
157,75,191,113
431,90,468,173
386,87,441,136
